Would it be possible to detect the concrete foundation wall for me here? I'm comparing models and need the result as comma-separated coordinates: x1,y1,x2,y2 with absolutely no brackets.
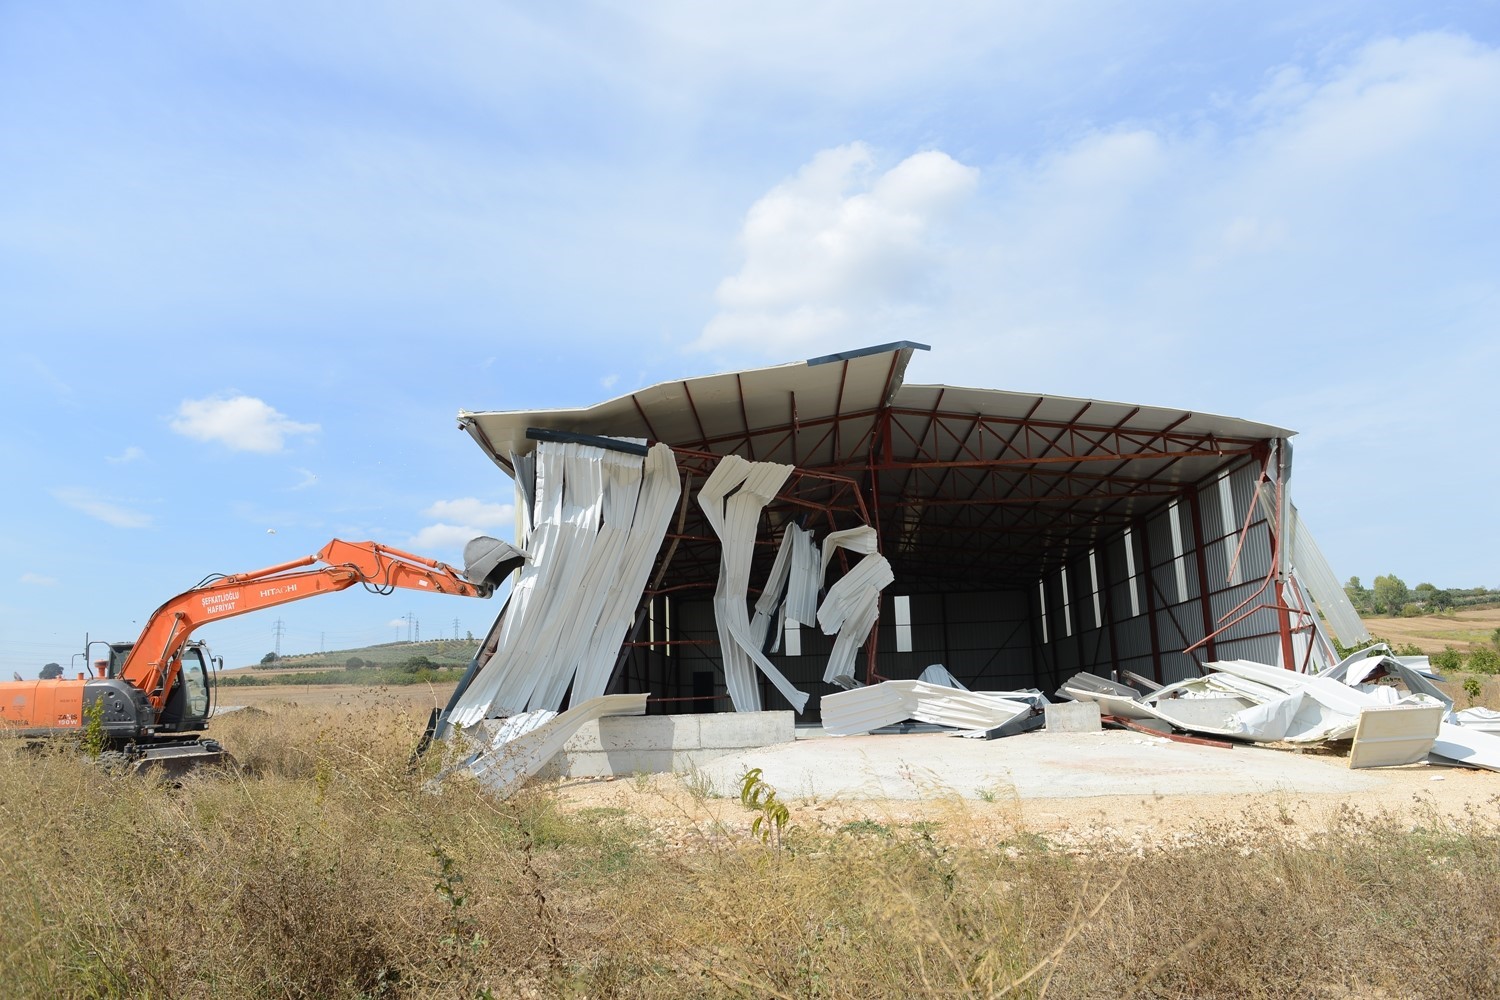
536,710,794,779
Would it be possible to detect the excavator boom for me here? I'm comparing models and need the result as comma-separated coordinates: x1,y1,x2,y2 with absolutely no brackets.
0,536,519,766
124,539,501,714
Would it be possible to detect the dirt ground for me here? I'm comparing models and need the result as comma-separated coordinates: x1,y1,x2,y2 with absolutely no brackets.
548,754,1500,852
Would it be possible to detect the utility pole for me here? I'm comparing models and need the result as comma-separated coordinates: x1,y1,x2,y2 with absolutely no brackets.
273,618,285,656
453,618,460,640
320,631,325,652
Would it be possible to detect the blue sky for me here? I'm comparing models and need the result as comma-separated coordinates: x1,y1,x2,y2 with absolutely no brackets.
3,2,1498,675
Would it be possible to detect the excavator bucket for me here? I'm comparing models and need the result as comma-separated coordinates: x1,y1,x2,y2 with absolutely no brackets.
462,536,527,593
126,739,235,779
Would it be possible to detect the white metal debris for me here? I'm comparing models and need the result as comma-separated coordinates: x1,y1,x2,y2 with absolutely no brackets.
698,456,811,713
816,552,894,684
437,693,649,798
918,664,967,689
1453,707,1500,734
820,680,1032,737
447,441,681,727
1348,704,1445,769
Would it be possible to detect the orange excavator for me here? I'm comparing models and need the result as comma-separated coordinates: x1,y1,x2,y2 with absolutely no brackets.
0,537,520,772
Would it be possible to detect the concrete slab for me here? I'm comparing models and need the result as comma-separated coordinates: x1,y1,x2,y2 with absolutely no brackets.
537,710,794,779
689,730,1403,801
1044,701,1102,733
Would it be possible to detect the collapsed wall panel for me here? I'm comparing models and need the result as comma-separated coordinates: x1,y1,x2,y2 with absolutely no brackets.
447,441,680,727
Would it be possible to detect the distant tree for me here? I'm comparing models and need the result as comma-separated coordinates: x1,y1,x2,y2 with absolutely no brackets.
400,655,434,674
1433,590,1456,611
1343,577,1372,613
1414,582,1437,600
465,630,474,642
39,662,62,679
1372,574,1409,615
259,652,279,666
345,656,366,670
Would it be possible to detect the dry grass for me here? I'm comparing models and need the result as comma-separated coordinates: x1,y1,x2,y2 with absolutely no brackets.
3,703,1499,999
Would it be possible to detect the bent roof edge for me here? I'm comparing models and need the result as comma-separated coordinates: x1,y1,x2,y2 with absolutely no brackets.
457,343,1294,473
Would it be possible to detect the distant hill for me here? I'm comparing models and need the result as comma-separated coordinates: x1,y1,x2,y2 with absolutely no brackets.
230,639,479,674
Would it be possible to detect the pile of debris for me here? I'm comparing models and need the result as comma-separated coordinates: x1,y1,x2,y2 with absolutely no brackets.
819,648,1500,773
1055,645,1500,771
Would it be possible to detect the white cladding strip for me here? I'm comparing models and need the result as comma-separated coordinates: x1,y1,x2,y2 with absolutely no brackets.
749,523,799,653
820,525,878,581
570,444,682,703
698,456,811,713
817,553,894,684
820,680,1032,736
445,694,649,798
450,442,608,722
784,524,820,627
447,441,676,727
1288,506,1371,648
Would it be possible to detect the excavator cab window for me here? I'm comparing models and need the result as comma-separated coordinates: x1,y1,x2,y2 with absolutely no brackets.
180,648,210,720
159,646,212,731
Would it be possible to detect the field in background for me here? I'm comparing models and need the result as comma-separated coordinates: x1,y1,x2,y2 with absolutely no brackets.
1360,606,1500,655
4,689,1499,998
230,639,478,675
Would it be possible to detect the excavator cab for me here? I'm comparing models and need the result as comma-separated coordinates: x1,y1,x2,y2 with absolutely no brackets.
101,640,215,734
158,643,214,733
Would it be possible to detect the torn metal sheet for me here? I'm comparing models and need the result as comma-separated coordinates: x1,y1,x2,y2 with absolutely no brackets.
784,523,820,627
1453,707,1500,734
448,442,679,727
819,525,879,580
820,680,1031,736
1431,723,1500,772
918,664,967,689
817,553,894,684
749,523,799,652
698,456,811,713
439,693,648,798
1057,672,1157,721
1348,704,1443,769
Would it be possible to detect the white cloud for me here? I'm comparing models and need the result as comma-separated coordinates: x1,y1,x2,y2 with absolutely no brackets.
52,488,153,529
170,395,319,453
421,498,515,528
600,373,619,390
20,572,58,586
106,446,144,464
409,498,517,555
696,144,979,355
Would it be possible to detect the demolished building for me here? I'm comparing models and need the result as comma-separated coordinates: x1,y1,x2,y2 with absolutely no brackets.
440,342,1370,731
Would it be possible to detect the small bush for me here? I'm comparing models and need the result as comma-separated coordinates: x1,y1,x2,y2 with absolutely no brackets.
1468,647,1500,675
345,656,366,670
1432,646,1464,673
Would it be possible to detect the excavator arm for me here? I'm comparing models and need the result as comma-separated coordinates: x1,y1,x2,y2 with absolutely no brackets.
121,538,510,716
